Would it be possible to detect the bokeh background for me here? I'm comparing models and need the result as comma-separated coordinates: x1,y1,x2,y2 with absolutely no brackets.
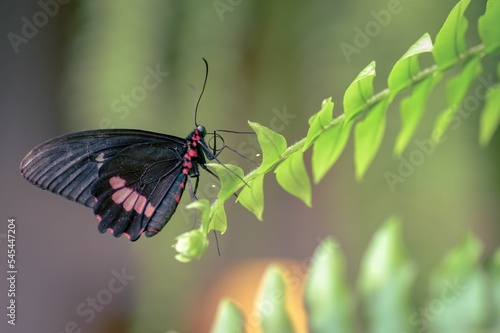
1,0,499,332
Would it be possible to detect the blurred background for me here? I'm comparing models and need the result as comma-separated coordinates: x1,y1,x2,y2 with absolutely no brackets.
0,0,498,332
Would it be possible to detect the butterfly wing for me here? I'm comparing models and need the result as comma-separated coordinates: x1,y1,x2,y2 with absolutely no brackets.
91,142,188,241
21,129,189,240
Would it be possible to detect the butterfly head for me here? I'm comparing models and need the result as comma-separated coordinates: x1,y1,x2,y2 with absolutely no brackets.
196,125,207,138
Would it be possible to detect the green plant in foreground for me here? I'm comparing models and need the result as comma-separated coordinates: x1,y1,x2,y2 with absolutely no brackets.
173,0,500,262
209,217,500,333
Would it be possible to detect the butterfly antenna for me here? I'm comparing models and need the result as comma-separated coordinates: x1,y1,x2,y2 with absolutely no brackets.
223,145,259,165
215,129,255,135
194,58,209,126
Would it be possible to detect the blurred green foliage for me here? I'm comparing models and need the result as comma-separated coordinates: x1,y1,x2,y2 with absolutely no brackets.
210,218,500,333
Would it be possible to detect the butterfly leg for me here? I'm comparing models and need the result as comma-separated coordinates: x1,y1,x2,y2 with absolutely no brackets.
189,176,200,202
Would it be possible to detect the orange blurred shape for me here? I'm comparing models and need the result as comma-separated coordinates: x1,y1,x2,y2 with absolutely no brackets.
189,259,309,333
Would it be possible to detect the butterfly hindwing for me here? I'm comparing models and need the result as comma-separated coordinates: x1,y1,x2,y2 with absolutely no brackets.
91,143,188,241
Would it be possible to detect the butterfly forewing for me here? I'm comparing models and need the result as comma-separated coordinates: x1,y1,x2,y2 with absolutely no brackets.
20,129,186,207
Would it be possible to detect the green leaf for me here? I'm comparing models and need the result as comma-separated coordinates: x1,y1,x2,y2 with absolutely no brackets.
304,98,334,151
433,233,482,279
207,163,245,201
433,57,483,142
312,120,353,183
480,81,500,145
173,229,209,263
358,216,415,294
344,61,376,122
206,163,244,234
304,238,355,333
186,199,211,233
429,234,489,332
210,299,245,333
394,72,443,156
248,121,287,174
387,33,434,100
433,0,471,70
308,112,319,126
479,85,500,146
237,175,265,220
358,216,416,333
478,0,500,55
354,98,389,181
447,57,483,107
432,107,455,143
210,205,227,234
257,265,295,333
275,151,312,207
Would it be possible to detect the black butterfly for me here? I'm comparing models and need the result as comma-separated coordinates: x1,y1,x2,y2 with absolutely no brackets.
20,59,232,241
20,125,217,241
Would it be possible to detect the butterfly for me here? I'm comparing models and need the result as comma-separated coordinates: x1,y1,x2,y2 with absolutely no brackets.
20,125,221,241
20,59,234,241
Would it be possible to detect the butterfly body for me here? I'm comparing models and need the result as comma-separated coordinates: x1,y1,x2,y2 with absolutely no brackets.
20,125,211,241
